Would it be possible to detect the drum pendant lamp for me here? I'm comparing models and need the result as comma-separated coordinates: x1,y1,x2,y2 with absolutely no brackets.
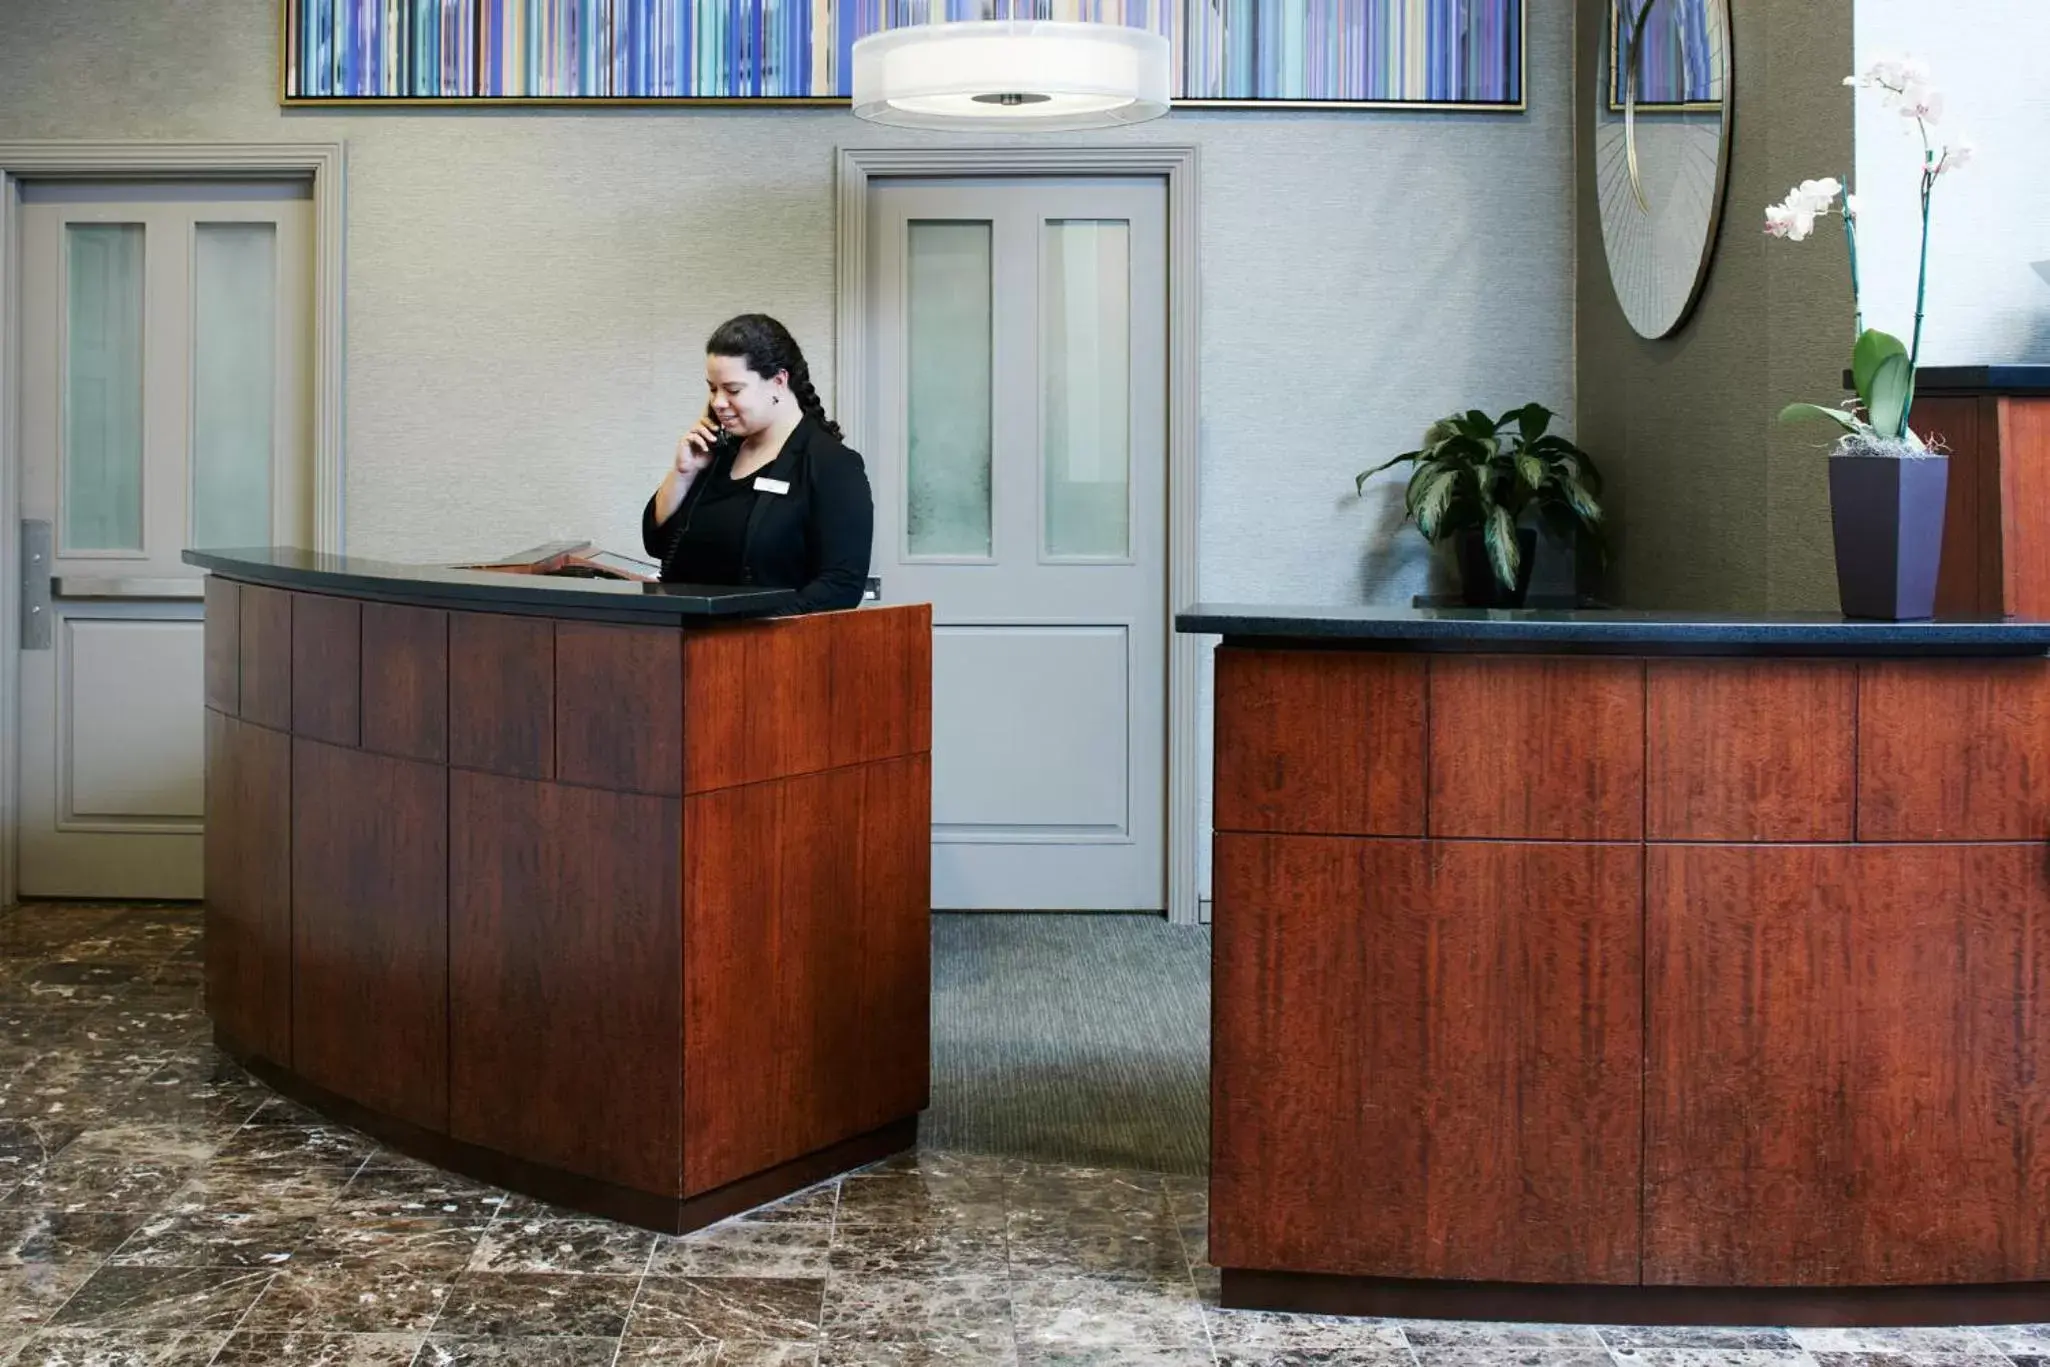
850,21,1172,132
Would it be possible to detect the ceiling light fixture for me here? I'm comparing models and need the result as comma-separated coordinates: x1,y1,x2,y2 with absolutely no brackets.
851,21,1171,132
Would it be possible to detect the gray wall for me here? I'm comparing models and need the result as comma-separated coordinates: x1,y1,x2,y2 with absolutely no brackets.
0,0,1573,606
2,0,1575,906
1574,0,1855,611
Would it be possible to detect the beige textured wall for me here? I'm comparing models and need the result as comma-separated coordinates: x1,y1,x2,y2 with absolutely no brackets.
1575,0,1855,610
1,0,1575,610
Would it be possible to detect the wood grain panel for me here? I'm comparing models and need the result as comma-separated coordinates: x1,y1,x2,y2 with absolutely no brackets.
449,611,553,780
684,605,929,793
555,622,682,796
825,605,933,772
1214,648,1425,837
290,591,361,748
291,738,448,1131
1428,657,1644,840
1646,661,1856,841
1211,834,1643,1284
683,754,932,1196
237,584,292,732
1646,843,2050,1286
2000,397,2050,620
361,602,448,763
204,577,239,716
1915,395,1996,617
451,770,682,1195
1858,659,2050,841
203,712,290,1063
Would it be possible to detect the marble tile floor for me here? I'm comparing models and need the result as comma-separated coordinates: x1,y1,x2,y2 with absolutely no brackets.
0,903,2046,1367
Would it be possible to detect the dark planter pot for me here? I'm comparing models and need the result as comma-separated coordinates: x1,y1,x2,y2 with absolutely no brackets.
1827,454,1950,620
1454,527,1539,608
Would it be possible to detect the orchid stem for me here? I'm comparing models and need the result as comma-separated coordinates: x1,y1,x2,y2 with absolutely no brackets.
1842,169,1864,341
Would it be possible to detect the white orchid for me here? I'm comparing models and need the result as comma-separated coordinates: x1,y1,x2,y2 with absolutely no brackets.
1763,178,1846,241
1774,57,1977,448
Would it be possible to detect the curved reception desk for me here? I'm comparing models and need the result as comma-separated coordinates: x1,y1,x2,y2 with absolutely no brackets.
190,548,932,1233
1180,604,2050,1326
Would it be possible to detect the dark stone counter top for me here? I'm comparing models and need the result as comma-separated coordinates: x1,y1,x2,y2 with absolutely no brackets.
185,546,797,621
1847,365,2050,395
1176,603,2050,656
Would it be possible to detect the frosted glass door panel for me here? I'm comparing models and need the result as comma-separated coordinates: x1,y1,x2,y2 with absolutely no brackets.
64,224,145,552
191,223,277,549
1043,220,1131,560
906,220,994,559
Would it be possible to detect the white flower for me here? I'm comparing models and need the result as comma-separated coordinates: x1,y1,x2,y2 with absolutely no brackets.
1844,193,1862,216
1793,177,1844,211
1764,202,1816,240
1937,140,1975,175
1898,83,1944,122
1853,55,1931,94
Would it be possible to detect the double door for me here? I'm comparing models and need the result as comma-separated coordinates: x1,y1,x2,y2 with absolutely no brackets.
17,184,313,897
868,177,1168,911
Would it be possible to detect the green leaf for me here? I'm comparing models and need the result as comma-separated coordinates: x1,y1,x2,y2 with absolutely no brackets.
1483,505,1519,591
1356,449,1420,495
1852,329,1909,409
1435,434,1492,466
1869,352,1912,439
1404,458,1445,516
1778,402,1865,434
1413,468,1461,540
1515,454,1545,492
1515,403,1554,445
1555,476,1603,525
1457,409,1498,440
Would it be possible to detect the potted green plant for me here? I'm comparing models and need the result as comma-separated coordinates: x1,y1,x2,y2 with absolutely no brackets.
1769,57,1974,620
1355,403,1608,608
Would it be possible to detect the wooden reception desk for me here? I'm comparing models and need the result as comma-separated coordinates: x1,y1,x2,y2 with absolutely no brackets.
189,548,931,1233
1180,604,2050,1326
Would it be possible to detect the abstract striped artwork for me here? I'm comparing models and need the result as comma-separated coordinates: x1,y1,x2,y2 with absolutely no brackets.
283,0,1525,107
1609,0,1718,108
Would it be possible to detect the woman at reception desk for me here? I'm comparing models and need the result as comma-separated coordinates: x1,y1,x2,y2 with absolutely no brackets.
644,313,873,613
1180,603,2050,1326
186,328,925,1231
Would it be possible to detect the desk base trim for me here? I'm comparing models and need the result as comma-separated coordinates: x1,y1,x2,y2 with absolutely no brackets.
1221,1269,2050,1327
233,1044,919,1234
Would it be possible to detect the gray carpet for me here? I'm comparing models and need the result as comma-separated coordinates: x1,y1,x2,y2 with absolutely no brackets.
925,912,1211,1176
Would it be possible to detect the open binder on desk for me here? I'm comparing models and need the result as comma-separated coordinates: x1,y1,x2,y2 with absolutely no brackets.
462,540,660,583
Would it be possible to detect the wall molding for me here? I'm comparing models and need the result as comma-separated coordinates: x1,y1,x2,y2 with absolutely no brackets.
833,143,1203,924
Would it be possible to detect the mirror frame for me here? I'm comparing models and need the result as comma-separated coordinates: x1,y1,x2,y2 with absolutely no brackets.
1597,0,1737,340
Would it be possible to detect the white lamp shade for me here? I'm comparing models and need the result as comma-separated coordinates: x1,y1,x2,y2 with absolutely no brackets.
851,21,1171,132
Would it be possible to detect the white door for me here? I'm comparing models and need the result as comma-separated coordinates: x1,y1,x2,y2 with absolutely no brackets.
869,178,1167,912
18,183,314,898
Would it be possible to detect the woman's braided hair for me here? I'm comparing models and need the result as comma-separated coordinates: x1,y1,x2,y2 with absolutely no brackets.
706,314,842,441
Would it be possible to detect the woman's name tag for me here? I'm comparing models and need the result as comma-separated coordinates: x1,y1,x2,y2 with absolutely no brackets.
754,476,791,495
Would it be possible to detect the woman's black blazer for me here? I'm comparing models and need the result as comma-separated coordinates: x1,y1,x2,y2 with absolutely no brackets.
641,415,875,614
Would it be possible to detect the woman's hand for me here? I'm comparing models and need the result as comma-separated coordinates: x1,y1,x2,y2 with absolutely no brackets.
675,417,721,479
655,410,723,527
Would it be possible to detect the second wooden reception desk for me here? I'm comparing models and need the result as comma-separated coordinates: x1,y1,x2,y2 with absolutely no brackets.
1182,603,2050,1326
190,548,931,1233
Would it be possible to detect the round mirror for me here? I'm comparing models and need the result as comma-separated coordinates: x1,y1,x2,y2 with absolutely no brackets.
1596,0,1735,339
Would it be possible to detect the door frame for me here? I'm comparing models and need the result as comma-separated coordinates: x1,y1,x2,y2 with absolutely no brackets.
0,141,347,905
834,145,1201,925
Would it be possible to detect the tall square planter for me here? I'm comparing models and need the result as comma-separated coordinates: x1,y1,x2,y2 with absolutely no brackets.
1827,453,1950,620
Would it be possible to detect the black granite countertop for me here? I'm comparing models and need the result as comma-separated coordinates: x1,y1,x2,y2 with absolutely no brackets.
1176,603,2050,656
185,547,798,621
1846,364,2050,395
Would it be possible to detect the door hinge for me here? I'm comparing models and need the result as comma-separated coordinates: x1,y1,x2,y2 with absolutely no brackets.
21,520,51,650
